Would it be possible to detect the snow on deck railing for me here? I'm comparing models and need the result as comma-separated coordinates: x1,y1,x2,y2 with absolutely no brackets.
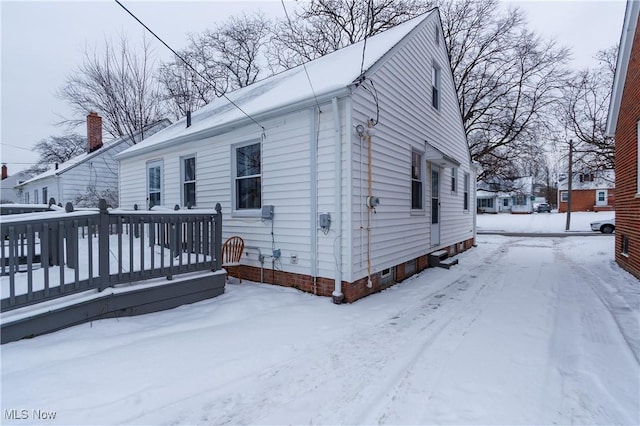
1,199,222,312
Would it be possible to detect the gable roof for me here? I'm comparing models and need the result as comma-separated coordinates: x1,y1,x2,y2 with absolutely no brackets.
557,169,616,191
18,120,170,187
606,0,640,136
118,9,437,159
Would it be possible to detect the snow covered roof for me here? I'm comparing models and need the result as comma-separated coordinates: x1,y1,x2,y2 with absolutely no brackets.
558,169,615,191
18,120,170,187
118,10,437,159
606,0,639,136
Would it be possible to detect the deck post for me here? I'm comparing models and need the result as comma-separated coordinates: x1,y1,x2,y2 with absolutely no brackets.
98,199,110,291
213,203,222,271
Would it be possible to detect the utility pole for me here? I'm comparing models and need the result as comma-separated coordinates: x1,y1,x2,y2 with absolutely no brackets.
565,139,573,231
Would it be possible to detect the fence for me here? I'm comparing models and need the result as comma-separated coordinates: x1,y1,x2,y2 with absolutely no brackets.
1,199,222,312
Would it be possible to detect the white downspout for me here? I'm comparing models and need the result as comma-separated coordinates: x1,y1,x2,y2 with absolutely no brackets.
331,97,344,303
310,107,319,293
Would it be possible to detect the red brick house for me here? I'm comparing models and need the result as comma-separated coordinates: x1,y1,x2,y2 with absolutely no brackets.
557,170,616,213
607,0,640,280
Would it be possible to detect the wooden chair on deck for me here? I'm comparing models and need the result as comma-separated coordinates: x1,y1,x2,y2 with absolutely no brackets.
222,236,244,282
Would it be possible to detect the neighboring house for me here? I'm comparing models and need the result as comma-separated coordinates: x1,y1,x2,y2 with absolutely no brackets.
16,113,169,206
117,9,476,303
606,0,640,279
0,164,29,203
557,170,616,213
476,177,535,214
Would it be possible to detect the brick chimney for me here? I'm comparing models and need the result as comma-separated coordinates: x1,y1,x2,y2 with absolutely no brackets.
1,164,7,180
87,112,103,153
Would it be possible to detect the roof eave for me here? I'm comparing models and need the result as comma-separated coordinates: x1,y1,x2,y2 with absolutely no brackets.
117,86,351,161
606,0,640,136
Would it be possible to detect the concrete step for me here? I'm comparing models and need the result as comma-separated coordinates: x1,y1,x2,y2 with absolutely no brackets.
438,257,459,269
428,250,449,267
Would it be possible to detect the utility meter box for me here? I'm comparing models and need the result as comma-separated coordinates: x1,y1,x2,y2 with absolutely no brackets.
319,213,331,231
261,205,274,220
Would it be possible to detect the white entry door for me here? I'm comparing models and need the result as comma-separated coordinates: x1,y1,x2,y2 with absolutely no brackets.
596,190,608,206
431,166,440,246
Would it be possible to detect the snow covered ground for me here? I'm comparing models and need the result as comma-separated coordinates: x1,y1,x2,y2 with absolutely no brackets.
477,210,615,233
1,213,638,425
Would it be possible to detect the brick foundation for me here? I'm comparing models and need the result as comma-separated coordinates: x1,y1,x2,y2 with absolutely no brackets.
235,237,476,303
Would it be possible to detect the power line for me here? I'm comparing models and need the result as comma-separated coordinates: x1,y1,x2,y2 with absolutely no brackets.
280,0,322,112
114,0,264,131
1,143,36,152
359,0,373,76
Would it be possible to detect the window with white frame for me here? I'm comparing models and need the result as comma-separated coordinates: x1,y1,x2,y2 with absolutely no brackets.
42,187,48,205
411,150,423,209
514,195,527,206
182,156,196,207
234,142,261,210
24,191,30,204
147,160,163,208
451,168,457,193
463,173,470,210
560,191,568,202
478,198,493,208
34,189,39,204
432,65,440,110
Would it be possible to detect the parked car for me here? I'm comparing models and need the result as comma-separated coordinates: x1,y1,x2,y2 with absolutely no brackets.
536,203,551,213
590,218,615,234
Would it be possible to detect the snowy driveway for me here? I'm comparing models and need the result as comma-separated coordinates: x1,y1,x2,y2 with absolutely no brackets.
2,235,639,425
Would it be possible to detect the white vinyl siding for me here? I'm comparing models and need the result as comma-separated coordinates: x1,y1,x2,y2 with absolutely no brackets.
349,15,473,280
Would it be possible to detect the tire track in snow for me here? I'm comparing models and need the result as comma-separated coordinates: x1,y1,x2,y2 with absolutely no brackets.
347,238,516,425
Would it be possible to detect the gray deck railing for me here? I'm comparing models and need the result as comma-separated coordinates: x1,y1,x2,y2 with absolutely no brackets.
1,199,222,312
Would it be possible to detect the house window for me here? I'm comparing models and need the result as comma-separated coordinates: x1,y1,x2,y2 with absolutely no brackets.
24,191,30,204
234,142,261,210
579,173,594,182
622,235,630,256
42,187,48,205
478,198,493,208
514,195,527,206
596,189,607,206
503,198,509,207
432,66,440,110
411,150,423,209
147,160,163,208
463,173,470,210
451,168,457,193
560,191,568,202
34,189,39,204
182,156,196,207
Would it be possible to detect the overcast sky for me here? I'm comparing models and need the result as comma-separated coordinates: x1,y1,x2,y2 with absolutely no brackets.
0,0,627,174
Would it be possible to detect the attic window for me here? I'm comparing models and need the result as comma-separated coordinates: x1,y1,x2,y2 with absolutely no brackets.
431,66,441,110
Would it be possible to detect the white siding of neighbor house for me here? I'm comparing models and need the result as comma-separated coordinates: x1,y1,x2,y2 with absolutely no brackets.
17,140,135,207
119,103,350,280
348,13,474,281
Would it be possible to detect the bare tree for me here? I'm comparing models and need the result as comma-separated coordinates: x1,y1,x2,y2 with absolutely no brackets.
557,45,617,171
33,134,87,165
159,12,272,117
438,0,571,181
58,35,166,142
267,0,431,71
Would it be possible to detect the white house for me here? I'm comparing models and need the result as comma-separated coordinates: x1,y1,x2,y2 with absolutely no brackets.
476,176,535,214
0,165,29,203
117,9,476,302
16,113,169,207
